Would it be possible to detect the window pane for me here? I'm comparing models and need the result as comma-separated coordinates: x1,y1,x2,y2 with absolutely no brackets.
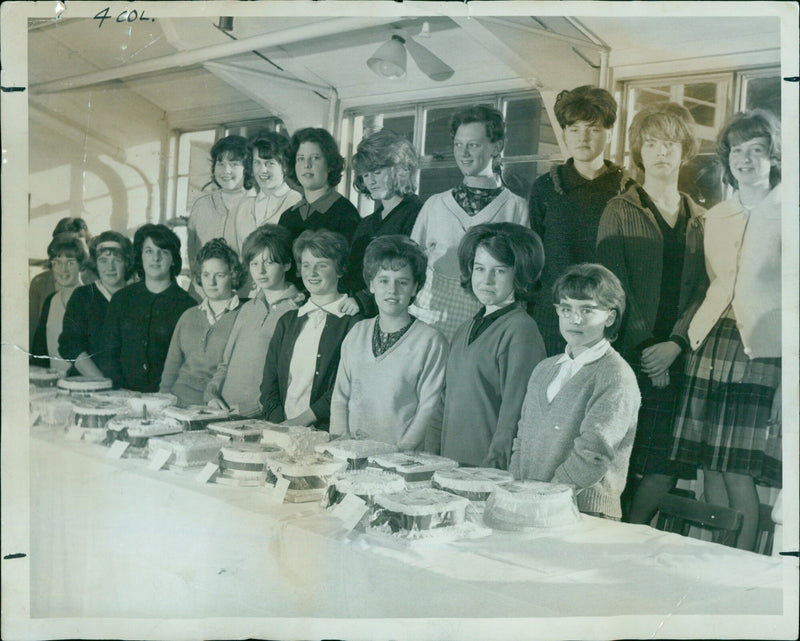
418,166,464,201
382,115,415,143
686,101,716,128
424,103,493,158
504,97,542,157
632,88,669,110
745,76,781,117
684,82,717,103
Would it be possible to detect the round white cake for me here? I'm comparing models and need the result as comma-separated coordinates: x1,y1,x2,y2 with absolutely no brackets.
326,469,406,506
29,367,63,388
432,467,513,501
57,376,112,396
71,397,128,429
219,442,283,481
483,480,580,530
207,419,266,442
265,451,348,501
105,415,183,448
370,487,470,533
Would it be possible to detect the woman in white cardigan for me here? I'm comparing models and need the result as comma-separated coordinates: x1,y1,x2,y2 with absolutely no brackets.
671,110,782,550
410,105,529,341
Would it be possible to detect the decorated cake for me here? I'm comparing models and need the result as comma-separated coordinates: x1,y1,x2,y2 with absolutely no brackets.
323,469,406,508
148,430,225,468
431,467,513,502
316,438,397,470
217,442,284,485
368,452,459,482
124,392,176,415
57,376,112,396
29,366,63,388
70,397,129,441
263,423,330,454
161,405,230,431
265,451,347,502
369,487,469,534
207,419,268,443
483,480,581,530
105,414,183,449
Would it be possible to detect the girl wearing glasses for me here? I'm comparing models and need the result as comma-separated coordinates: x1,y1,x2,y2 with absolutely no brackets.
596,103,707,524
510,263,640,520
433,223,546,469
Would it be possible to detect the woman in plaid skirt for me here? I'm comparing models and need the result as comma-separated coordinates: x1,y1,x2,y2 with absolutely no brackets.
671,110,782,550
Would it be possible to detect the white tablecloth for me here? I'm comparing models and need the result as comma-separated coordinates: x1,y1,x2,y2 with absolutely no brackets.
28,427,794,632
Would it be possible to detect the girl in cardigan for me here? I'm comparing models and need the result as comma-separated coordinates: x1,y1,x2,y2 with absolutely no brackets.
331,235,448,449
31,233,89,373
435,223,546,468
59,231,134,377
260,230,362,429
410,106,529,341
671,111,782,550
344,129,423,317
159,239,244,407
205,225,301,416
510,264,640,520
596,102,707,524
232,130,302,256
187,136,251,282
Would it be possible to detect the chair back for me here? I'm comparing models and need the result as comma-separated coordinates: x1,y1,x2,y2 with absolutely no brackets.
655,493,743,547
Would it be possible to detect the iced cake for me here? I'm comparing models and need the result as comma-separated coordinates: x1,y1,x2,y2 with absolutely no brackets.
70,397,128,441
218,442,284,484
105,415,183,449
207,419,268,443
57,376,112,396
368,452,459,482
316,438,397,470
431,467,513,501
369,487,469,533
162,405,230,431
323,469,406,508
148,430,225,468
483,480,580,530
29,366,63,388
265,451,347,502
125,392,176,415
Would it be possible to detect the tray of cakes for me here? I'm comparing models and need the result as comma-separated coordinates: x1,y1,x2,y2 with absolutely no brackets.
147,430,226,469
323,469,406,509
483,480,581,530
69,397,129,443
367,451,459,482
56,376,113,397
265,451,347,502
315,438,397,470
431,467,513,503
216,442,284,486
207,418,270,443
161,405,231,431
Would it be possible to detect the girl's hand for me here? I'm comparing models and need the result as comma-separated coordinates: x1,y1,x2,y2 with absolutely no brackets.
207,397,229,411
338,296,360,316
641,341,681,376
649,370,670,389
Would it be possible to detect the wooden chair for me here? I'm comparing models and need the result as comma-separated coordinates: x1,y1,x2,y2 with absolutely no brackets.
655,493,743,547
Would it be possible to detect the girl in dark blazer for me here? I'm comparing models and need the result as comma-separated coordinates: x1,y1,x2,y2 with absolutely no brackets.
260,229,361,429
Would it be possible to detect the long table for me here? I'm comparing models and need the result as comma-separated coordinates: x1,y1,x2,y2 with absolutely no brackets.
27,426,796,639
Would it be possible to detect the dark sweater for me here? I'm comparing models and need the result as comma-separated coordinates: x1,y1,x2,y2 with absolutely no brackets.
102,281,196,392
278,192,361,245
529,159,633,356
344,194,423,316
596,184,707,362
58,283,112,376
260,309,362,428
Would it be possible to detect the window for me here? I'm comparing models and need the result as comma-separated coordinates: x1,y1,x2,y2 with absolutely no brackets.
343,91,559,211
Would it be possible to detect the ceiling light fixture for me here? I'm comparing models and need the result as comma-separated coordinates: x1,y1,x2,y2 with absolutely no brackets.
367,34,407,79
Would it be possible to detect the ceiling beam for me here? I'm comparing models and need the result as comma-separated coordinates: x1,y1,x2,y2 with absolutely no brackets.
30,16,397,94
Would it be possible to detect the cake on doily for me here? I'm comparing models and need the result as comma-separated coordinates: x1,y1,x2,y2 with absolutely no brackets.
29,367,64,388
368,452,459,482
483,480,580,530
431,467,513,502
57,376,113,396
124,392,176,415
265,451,347,502
148,430,225,468
162,405,230,430
207,419,268,443
323,469,406,508
70,397,129,442
316,438,397,470
105,414,183,449
217,442,283,485
369,487,469,533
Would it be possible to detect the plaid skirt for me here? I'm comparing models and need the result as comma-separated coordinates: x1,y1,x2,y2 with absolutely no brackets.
410,267,481,342
628,364,696,479
670,315,782,487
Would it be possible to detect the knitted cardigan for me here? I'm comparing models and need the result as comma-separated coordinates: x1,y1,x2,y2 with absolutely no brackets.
330,318,448,449
204,285,300,416
596,184,707,361
58,282,112,376
509,347,641,519
159,301,243,406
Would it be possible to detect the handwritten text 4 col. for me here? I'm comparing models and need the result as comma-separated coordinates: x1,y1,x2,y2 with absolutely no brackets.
94,8,154,28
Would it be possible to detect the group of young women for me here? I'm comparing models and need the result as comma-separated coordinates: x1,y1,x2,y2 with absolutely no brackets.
31,92,782,548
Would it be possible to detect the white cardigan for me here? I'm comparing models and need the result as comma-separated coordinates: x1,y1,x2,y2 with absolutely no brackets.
688,187,781,358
